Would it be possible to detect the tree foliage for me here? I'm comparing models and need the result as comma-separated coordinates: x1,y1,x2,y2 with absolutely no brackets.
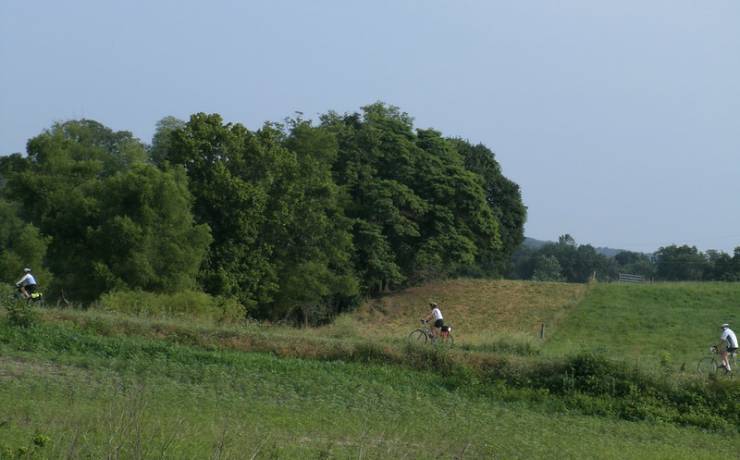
0,199,50,286
322,103,502,292
0,104,528,322
161,113,360,321
450,139,526,275
531,255,563,281
511,237,740,283
654,245,707,281
1,120,210,301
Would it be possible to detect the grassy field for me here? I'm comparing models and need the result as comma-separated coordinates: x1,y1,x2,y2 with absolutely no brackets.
0,279,739,458
338,279,585,346
0,322,736,459
546,282,740,366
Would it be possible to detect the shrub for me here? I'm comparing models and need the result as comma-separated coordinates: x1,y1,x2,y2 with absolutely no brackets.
0,432,50,459
2,283,39,328
98,290,246,323
324,314,360,338
0,283,16,306
5,301,39,328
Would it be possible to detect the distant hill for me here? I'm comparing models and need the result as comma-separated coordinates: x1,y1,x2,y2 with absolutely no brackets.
522,237,630,257
522,237,550,250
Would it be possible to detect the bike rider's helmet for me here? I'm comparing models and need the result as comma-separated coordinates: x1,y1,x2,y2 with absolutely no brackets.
721,323,730,329
23,268,31,273
429,302,438,308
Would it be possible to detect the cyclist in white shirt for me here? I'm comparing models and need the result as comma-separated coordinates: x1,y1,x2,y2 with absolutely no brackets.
719,324,738,372
15,268,38,299
422,302,444,339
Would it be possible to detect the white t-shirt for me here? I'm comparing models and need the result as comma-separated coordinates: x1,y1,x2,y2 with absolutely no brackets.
17,273,37,286
721,328,738,349
431,308,443,321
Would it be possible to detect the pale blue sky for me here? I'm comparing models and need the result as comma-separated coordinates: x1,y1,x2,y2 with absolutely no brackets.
2,1,739,252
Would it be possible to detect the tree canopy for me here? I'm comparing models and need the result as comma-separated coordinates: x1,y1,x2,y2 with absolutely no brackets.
1,120,210,301
0,104,526,321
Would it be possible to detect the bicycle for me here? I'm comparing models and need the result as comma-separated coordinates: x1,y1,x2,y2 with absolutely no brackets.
407,320,454,346
13,286,44,305
696,345,736,378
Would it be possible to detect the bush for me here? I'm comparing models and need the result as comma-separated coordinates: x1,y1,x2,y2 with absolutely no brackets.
6,300,39,328
98,290,246,323
0,283,15,306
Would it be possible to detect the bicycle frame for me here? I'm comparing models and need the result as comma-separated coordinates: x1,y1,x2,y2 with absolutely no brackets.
408,320,453,345
697,346,736,377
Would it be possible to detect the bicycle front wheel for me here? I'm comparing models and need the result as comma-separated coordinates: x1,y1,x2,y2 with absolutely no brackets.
408,329,428,344
696,357,717,375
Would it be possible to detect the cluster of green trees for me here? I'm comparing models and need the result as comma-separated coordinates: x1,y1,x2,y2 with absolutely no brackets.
511,235,740,282
0,103,525,322
653,245,740,281
510,235,616,282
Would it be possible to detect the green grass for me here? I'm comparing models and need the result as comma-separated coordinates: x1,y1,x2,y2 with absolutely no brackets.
1,280,739,458
0,322,737,459
547,282,740,367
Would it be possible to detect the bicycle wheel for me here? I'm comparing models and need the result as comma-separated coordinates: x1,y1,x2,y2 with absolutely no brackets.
408,329,428,344
696,357,717,375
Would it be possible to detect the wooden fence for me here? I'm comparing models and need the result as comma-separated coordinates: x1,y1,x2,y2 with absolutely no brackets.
618,273,644,283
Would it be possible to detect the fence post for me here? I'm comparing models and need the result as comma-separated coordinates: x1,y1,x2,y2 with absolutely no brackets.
539,322,545,340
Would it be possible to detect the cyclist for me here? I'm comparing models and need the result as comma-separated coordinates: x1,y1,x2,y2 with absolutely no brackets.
422,302,444,340
15,268,38,300
719,323,738,372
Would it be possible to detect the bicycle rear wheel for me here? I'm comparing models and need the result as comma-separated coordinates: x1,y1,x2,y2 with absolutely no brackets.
696,357,717,375
435,333,454,347
408,329,428,344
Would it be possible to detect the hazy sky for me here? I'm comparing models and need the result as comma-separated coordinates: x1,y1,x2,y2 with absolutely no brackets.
2,1,739,252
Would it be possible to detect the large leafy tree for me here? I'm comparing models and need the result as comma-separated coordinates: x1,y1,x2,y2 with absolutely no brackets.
0,199,50,287
322,103,502,291
654,245,707,281
274,119,359,322
510,235,617,282
449,139,527,275
83,165,212,296
532,255,564,281
2,120,210,301
162,114,358,320
163,113,278,308
150,116,186,167
614,251,656,279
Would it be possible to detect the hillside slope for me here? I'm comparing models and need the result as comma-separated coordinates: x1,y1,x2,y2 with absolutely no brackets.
343,279,739,368
547,282,740,365
343,279,585,344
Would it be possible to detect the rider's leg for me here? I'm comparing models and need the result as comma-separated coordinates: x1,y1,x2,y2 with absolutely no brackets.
720,349,730,370
19,286,29,299
432,320,443,340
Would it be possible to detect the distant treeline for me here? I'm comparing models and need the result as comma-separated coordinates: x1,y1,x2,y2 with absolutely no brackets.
0,103,525,322
511,234,740,282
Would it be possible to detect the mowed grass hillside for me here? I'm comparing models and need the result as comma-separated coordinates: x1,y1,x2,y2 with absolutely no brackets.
340,279,739,368
547,282,740,366
341,279,586,345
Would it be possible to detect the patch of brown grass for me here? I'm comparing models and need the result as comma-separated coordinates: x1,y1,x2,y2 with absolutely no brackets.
342,279,586,343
